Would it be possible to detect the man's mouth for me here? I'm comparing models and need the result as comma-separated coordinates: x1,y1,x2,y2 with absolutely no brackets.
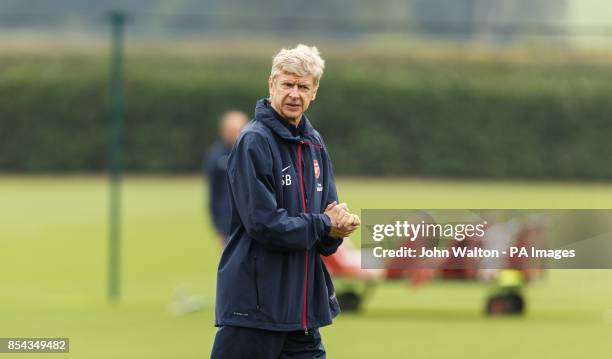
285,103,301,110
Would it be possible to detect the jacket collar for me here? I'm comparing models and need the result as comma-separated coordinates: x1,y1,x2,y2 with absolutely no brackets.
254,98,315,142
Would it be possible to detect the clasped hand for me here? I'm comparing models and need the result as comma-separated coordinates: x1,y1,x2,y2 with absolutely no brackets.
324,201,360,239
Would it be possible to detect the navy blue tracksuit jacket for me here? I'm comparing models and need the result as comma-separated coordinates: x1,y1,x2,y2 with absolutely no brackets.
215,98,343,333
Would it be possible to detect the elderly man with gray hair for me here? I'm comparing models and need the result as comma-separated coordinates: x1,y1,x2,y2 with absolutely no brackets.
211,44,360,358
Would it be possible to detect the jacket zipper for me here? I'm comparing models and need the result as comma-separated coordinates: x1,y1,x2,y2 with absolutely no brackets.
297,141,309,335
254,256,261,310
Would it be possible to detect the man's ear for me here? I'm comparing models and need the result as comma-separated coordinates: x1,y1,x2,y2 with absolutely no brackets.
311,86,319,101
268,76,274,96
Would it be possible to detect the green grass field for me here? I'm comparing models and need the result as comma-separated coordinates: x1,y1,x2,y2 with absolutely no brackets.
1,176,612,358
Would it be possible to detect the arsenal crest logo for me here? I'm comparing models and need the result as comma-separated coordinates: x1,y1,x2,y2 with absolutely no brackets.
313,160,320,179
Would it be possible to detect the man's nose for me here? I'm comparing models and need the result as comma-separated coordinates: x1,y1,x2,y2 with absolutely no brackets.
289,85,300,97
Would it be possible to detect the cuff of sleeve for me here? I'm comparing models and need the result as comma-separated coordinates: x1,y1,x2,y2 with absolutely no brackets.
320,213,332,238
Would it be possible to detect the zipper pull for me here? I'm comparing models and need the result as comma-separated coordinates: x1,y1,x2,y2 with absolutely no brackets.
304,328,309,335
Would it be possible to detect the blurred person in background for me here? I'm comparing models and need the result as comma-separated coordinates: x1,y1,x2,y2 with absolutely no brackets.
204,110,248,245
210,44,360,359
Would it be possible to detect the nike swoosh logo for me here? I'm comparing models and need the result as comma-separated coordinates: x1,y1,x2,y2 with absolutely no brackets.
282,166,291,172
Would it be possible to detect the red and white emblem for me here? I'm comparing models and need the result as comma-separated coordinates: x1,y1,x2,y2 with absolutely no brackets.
313,160,320,179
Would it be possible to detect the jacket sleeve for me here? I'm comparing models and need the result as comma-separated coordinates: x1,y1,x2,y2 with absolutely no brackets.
316,143,344,257
228,132,331,252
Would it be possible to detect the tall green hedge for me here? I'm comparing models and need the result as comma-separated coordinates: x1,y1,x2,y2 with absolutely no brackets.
2,51,612,178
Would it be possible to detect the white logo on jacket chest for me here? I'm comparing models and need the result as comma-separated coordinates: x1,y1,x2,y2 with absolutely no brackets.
281,165,292,186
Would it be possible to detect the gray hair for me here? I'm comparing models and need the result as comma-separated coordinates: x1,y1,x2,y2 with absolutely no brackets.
270,44,325,85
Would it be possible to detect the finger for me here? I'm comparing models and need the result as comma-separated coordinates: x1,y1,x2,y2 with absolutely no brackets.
351,214,361,226
331,211,345,227
336,205,348,217
346,214,356,227
340,213,354,228
336,212,350,228
325,201,337,211
337,202,349,211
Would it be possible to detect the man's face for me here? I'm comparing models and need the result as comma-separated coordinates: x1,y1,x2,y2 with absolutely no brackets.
268,72,318,125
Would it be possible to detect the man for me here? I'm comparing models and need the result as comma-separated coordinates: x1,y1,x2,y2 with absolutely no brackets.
211,44,360,358
204,110,248,245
